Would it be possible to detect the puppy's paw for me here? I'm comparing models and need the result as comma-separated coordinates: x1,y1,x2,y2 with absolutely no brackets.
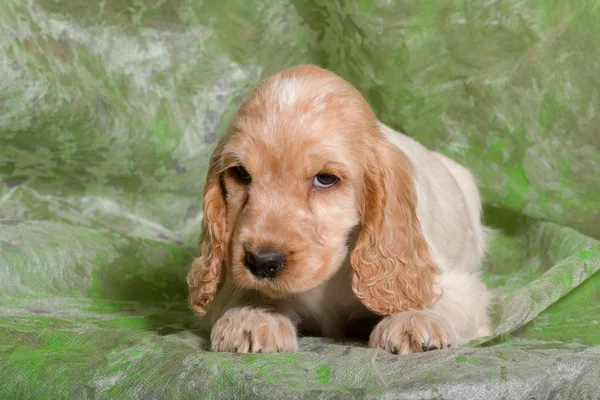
210,307,297,353
369,311,455,354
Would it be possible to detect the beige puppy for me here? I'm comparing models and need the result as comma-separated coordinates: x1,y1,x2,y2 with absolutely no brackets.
187,65,491,354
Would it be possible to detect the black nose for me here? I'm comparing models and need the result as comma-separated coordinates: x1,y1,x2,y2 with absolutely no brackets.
245,248,286,278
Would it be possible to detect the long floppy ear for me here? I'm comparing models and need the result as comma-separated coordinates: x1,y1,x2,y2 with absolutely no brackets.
350,139,440,315
186,148,226,315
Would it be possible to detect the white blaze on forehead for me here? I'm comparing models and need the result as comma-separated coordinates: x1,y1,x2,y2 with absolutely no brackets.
277,76,300,106
272,74,338,110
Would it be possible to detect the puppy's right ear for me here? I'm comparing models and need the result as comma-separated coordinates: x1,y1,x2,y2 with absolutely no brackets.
186,147,226,315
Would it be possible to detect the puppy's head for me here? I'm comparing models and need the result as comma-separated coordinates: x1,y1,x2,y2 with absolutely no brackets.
187,65,439,315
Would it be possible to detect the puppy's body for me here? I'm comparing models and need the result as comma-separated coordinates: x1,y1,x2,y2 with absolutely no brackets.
189,65,491,354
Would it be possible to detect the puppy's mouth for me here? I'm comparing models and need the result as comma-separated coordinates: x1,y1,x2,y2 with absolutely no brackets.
232,261,330,299
237,268,294,296
252,285,289,298
228,273,291,299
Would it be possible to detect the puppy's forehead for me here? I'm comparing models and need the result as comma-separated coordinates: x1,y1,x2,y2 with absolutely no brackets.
225,66,372,172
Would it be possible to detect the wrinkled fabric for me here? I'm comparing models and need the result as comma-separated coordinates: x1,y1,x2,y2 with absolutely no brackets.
0,0,599,398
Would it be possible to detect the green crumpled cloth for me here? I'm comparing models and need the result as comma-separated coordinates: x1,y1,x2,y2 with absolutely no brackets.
1,0,598,398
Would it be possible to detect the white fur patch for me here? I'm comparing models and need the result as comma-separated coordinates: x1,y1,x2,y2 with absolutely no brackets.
277,77,299,106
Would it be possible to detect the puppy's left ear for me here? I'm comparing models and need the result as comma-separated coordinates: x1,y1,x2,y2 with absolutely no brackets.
350,138,440,315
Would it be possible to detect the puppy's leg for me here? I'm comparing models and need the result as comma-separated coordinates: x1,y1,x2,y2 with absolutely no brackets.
211,306,298,353
369,271,490,354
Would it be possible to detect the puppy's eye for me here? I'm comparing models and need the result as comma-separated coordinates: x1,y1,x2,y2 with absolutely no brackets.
233,166,251,183
313,173,339,188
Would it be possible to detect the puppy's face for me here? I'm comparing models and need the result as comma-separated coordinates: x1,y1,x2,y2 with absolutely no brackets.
189,66,439,317
216,67,375,297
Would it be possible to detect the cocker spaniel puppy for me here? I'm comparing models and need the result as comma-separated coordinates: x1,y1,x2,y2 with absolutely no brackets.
187,65,491,354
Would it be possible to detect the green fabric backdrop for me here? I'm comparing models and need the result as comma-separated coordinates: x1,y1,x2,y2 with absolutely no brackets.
1,0,599,398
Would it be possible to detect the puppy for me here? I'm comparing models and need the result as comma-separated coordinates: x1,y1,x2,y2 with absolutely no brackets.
187,65,491,354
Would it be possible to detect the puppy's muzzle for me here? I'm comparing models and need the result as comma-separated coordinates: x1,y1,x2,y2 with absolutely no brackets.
245,248,286,278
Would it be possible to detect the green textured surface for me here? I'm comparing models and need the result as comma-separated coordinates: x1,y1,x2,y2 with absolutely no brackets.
1,0,599,398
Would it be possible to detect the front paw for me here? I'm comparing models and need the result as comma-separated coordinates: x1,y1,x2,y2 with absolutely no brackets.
210,307,298,353
369,311,455,354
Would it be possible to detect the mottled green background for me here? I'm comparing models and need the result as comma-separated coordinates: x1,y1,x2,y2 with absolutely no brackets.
0,0,599,398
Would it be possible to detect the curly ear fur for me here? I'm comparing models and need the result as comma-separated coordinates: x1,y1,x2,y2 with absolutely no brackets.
350,139,440,316
186,151,226,315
